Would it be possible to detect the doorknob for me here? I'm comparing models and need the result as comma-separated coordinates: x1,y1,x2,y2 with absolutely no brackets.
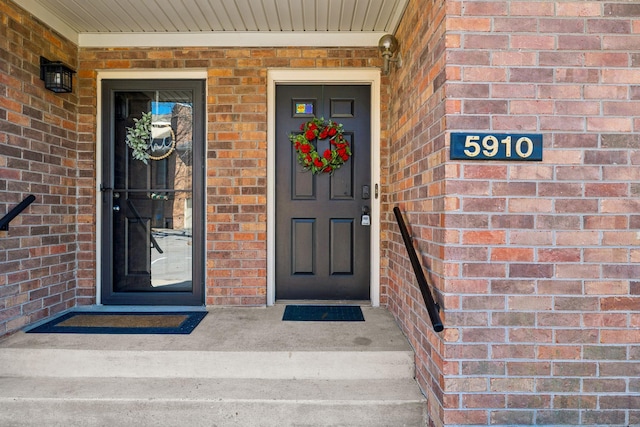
113,192,121,212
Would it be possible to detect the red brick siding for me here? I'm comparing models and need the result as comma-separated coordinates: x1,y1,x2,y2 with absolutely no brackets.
4,1,640,425
0,0,79,335
387,0,640,426
0,0,380,335
77,47,382,306
384,0,449,424
1,0,383,331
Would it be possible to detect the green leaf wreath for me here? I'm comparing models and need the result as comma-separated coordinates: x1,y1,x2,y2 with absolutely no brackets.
125,112,176,164
125,111,153,164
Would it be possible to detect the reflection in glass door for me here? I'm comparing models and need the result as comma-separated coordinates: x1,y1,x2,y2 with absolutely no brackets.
101,80,204,305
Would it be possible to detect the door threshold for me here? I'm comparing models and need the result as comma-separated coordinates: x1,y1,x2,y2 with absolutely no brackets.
74,305,207,313
276,300,371,306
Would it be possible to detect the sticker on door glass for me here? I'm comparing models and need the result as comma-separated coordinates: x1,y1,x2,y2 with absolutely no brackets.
295,103,314,115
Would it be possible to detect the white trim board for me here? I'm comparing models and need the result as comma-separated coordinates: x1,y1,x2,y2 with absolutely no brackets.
79,32,388,48
266,69,382,307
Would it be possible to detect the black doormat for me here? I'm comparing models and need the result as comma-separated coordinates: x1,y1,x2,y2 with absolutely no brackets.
26,311,207,334
282,305,364,321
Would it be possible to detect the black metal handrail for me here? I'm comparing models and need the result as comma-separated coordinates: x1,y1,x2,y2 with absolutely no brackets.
393,206,444,332
0,195,36,231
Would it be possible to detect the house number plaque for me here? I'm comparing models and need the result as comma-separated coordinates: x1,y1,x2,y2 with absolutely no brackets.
450,132,543,161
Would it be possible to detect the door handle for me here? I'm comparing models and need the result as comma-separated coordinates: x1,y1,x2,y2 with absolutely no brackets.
112,192,121,212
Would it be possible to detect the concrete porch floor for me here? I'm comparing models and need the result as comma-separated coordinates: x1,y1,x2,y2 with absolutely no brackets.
0,304,413,354
0,305,427,426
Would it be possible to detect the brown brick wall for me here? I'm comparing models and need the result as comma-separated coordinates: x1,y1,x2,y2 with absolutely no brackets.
384,0,449,424
1,0,383,332
0,0,79,335
4,0,640,424
77,47,381,306
386,0,640,426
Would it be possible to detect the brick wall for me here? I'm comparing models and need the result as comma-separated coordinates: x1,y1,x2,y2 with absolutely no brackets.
0,0,79,335
384,0,449,424
386,0,640,426
5,1,639,424
77,47,381,306
1,0,383,332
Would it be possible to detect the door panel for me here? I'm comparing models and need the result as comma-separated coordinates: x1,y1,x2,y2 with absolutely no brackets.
101,80,204,305
330,219,354,274
276,85,371,300
292,219,315,274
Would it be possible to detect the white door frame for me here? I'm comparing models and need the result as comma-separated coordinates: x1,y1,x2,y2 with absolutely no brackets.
266,69,381,306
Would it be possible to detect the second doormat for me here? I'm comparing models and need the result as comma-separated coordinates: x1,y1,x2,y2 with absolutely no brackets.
282,305,364,321
26,311,207,334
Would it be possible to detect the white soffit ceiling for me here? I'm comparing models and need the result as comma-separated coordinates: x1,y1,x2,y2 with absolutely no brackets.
18,0,409,47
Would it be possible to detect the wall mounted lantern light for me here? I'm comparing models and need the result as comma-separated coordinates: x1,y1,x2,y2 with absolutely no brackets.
378,34,402,75
40,56,75,93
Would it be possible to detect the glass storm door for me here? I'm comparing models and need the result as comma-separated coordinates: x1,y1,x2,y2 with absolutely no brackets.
101,80,205,305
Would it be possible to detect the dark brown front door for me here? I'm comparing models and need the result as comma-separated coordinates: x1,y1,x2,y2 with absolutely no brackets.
275,85,371,300
101,79,205,305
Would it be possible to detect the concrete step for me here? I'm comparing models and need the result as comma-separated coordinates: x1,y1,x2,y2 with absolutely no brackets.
0,307,427,426
0,377,427,426
0,348,415,379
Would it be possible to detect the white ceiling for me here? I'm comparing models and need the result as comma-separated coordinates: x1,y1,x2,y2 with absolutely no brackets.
18,0,409,47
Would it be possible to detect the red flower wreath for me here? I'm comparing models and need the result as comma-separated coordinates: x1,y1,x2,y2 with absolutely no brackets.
289,117,352,174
